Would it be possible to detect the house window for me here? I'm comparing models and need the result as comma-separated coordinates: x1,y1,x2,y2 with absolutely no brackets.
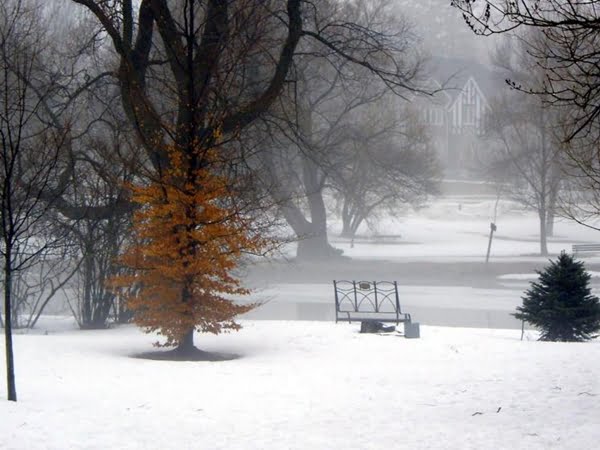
462,81,477,126
427,108,443,125
463,103,475,125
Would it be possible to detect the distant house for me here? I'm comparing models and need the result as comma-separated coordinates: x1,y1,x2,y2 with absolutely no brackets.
415,58,503,177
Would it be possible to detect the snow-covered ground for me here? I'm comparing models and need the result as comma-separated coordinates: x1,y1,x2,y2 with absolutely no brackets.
326,196,600,262
2,319,599,449
2,195,600,449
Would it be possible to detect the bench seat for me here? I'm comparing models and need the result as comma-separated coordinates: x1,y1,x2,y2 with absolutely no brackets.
573,244,600,255
337,311,411,324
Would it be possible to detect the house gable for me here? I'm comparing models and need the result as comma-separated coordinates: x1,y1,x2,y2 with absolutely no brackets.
448,76,489,135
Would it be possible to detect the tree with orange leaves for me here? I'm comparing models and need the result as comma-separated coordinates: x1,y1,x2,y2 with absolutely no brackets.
112,140,267,358
69,0,425,358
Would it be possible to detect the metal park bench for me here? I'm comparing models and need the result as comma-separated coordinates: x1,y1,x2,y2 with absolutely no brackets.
572,243,600,255
333,280,420,338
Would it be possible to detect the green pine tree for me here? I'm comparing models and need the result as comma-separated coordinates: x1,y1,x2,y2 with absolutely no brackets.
515,251,600,341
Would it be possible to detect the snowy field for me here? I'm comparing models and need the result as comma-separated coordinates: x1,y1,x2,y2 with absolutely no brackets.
2,318,600,449
2,194,600,449
327,194,600,261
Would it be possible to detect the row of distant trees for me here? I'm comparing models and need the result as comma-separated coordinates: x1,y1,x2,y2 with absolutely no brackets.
454,1,600,256
0,0,136,335
461,29,598,257
482,32,565,257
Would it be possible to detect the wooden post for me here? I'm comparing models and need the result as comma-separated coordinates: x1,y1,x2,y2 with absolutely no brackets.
486,222,497,264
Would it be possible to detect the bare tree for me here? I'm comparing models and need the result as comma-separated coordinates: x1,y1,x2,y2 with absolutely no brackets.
68,0,419,176
0,0,71,401
483,35,565,255
328,100,439,239
0,0,137,340
63,125,136,329
451,1,600,148
485,96,563,255
6,248,78,329
251,0,425,258
65,217,130,328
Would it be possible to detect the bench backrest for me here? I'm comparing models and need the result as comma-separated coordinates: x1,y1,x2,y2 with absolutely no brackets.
573,244,600,250
334,280,401,314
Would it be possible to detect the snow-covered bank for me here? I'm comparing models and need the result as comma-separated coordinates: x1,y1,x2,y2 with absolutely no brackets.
239,283,526,328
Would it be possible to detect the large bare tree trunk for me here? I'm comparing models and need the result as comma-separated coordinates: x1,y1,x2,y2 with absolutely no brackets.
296,234,340,259
289,158,343,259
297,156,335,259
283,200,340,260
261,147,340,260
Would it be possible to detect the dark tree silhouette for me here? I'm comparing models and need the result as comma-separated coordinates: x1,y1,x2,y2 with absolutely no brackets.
0,0,69,401
515,252,600,342
452,1,600,142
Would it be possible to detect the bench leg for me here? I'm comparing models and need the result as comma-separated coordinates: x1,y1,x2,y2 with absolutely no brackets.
403,321,420,339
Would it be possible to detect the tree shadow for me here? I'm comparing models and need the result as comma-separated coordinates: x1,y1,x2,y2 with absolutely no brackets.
132,347,241,362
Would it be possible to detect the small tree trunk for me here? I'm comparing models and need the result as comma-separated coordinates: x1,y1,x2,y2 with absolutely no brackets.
10,281,21,329
350,214,365,239
340,200,361,239
539,210,548,256
340,220,353,238
546,209,555,237
176,328,196,354
4,254,17,401
81,252,94,328
117,297,133,324
340,199,351,238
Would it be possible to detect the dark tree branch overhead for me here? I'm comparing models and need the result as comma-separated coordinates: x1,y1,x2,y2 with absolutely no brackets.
150,0,187,94
70,0,423,174
452,0,600,143
221,0,303,134
72,0,126,55
452,0,600,230
192,0,229,105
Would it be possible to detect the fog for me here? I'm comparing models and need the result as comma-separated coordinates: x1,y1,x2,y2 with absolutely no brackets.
395,0,499,62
